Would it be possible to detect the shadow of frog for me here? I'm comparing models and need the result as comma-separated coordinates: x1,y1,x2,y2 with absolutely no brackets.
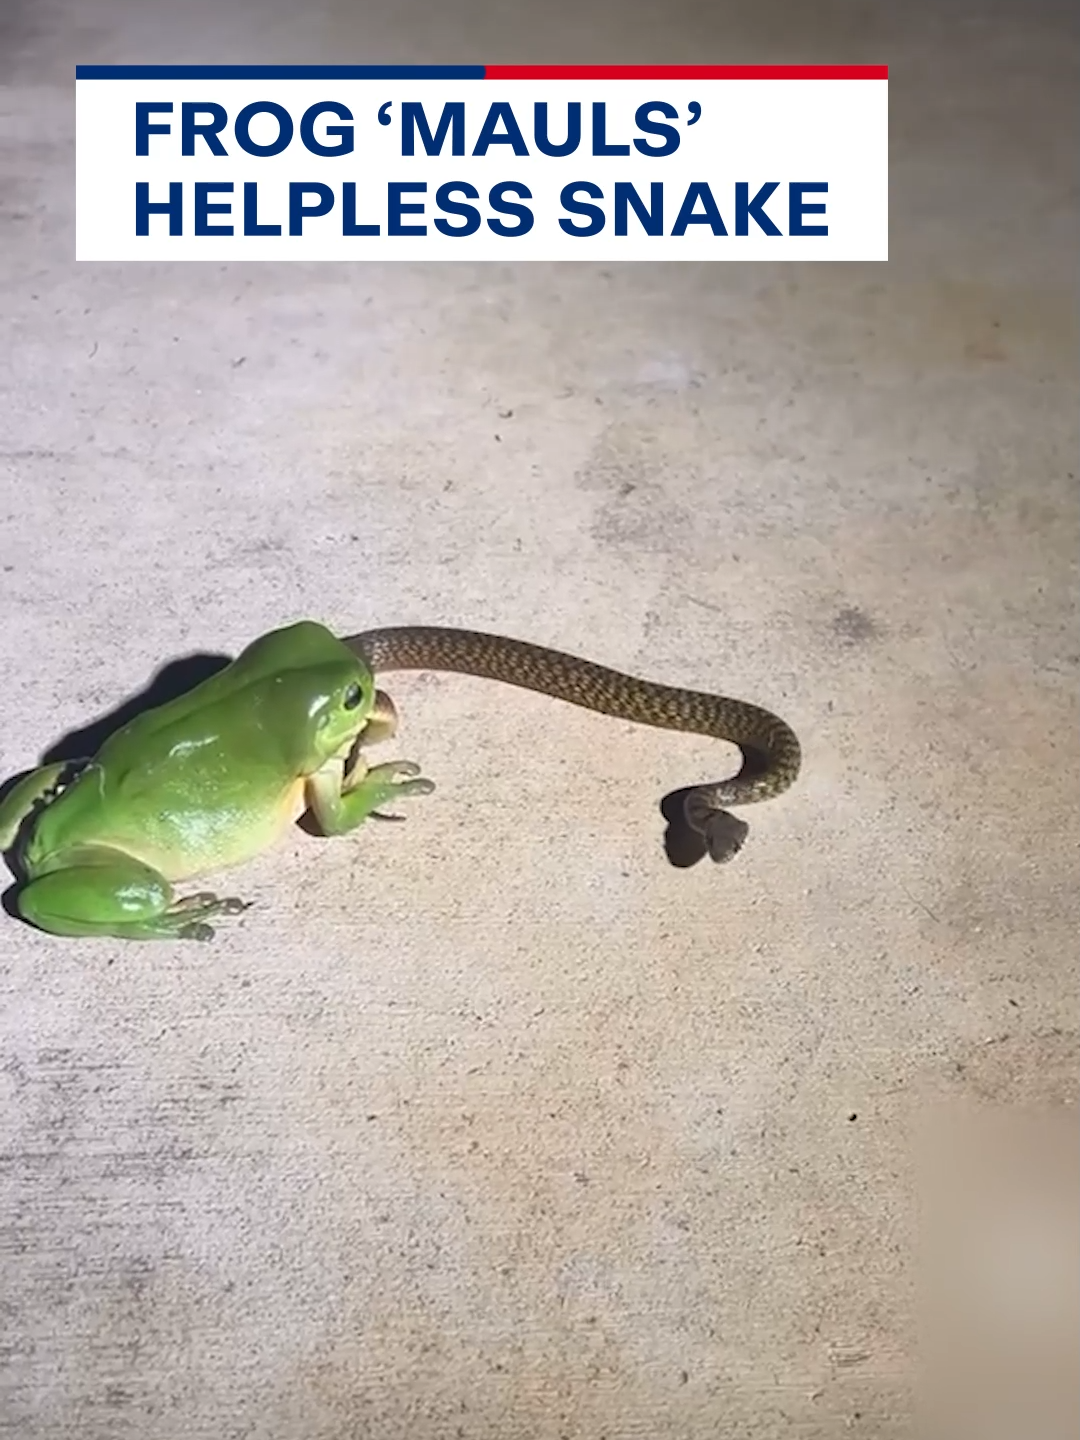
38,652,235,765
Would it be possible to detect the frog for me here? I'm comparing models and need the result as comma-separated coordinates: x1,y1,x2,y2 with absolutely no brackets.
0,621,434,941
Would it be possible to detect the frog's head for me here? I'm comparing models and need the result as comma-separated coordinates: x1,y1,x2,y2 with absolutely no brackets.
305,656,378,765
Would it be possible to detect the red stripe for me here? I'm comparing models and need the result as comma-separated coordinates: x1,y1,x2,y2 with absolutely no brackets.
484,65,887,80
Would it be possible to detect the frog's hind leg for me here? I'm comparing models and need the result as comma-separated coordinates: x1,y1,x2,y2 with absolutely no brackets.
0,762,73,851
16,846,247,941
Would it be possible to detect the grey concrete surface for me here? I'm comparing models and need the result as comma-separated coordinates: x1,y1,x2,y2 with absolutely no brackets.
1,3,1077,1438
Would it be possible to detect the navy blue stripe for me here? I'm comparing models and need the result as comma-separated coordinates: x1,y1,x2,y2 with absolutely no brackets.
75,64,486,80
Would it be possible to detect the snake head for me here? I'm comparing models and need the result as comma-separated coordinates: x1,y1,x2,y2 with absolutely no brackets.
684,789,750,864
702,810,750,864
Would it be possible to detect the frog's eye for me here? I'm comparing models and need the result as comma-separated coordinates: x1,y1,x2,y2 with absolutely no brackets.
343,682,364,711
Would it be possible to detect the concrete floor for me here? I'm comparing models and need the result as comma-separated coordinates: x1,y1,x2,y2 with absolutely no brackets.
1,3,1077,1438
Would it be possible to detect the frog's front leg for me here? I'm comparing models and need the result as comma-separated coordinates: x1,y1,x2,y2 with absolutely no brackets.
15,845,247,941
340,689,401,803
307,752,435,837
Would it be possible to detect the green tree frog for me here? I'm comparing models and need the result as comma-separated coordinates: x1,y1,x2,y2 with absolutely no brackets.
0,622,433,941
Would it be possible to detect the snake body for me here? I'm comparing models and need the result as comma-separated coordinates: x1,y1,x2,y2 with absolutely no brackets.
344,627,800,862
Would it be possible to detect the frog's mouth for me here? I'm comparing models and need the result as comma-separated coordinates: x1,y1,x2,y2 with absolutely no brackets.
338,688,399,776
365,689,399,746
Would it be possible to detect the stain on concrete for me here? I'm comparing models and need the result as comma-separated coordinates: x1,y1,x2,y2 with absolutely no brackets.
832,606,880,646
578,423,696,556
0,2,37,81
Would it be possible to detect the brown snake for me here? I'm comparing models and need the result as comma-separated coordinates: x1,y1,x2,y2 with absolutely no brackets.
344,627,800,863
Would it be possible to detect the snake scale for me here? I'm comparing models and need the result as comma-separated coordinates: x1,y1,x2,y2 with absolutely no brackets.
344,627,800,862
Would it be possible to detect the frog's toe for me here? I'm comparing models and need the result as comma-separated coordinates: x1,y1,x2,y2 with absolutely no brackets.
395,776,436,799
178,920,216,942
172,891,219,911
361,759,436,812
169,892,250,932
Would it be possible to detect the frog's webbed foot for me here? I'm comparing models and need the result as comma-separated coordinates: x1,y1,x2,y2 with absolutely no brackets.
167,891,250,940
309,756,435,837
346,759,436,822
14,848,251,942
